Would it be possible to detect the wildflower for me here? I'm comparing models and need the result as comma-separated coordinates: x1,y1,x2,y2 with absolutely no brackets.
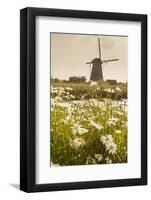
65,87,73,91
62,115,72,124
72,123,81,135
51,98,54,104
107,117,118,126
104,88,115,93
70,138,85,149
96,87,100,91
83,118,87,122
67,105,75,113
121,99,128,106
54,96,63,102
89,99,103,109
106,142,117,154
78,128,88,135
90,121,104,130
89,99,98,106
105,157,112,164
55,102,69,108
86,155,91,164
80,95,85,100
115,111,124,116
115,130,121,134
90,81,97,86
52,87,65,96
94,154,103,162
72,123,88,135
104,88,111,93
50,162,60,167
51,87,57,94
100,134,117,155
115,87,121,92
92,158,96,164
86,155,96,165
72,100,84,106
100,134,113,145
69,94,75,99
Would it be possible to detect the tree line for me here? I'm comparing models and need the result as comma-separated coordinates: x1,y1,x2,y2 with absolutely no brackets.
51,76,87,83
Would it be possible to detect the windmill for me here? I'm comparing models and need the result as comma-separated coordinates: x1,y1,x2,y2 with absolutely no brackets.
86,37,119,81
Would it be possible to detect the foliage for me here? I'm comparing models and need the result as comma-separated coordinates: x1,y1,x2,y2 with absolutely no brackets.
69,76,86,83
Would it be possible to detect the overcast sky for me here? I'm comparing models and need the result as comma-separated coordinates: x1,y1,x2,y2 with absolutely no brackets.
50,33,128,82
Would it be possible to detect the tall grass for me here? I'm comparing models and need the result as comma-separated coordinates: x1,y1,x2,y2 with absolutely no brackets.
50,83,127,166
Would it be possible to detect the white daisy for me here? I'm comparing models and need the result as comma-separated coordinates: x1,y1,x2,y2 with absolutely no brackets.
90,121,104,130
70,138,85,149
94,154,103,162
115,130,121,134
105,157,112,164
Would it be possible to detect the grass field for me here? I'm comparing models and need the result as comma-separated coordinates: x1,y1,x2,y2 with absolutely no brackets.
52,81,127,100
50,81,128,166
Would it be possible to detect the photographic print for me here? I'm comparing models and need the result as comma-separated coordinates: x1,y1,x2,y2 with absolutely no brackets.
50,33,128,167
20,7,147,192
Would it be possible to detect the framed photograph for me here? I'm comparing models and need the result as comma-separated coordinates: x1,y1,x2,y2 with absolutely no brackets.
20,7,147,192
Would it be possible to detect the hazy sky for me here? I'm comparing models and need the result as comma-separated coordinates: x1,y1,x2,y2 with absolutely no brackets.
50,33,128,82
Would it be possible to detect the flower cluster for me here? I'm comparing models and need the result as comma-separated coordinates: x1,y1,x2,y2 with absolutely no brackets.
104,88,115,93
100,134,117,154
107,117,118,126
94,154,103,162
72,123,88,135
70,138,86,149
89,120,104,131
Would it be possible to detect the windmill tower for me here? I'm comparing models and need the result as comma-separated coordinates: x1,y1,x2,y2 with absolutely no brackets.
86,37,119,81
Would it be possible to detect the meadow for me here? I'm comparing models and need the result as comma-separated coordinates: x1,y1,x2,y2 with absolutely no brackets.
50,81,128,166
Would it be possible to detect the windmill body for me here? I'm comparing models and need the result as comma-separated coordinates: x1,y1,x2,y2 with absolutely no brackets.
86,38,119,82
90,58,103,81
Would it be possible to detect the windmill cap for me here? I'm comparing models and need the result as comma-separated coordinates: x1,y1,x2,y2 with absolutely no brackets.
92,58,101,62
86,58,102,64
91,58,102,64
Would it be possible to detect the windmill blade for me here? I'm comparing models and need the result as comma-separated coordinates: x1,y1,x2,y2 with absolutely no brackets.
102,58,119,63
98,37,101,60
86,61,93,64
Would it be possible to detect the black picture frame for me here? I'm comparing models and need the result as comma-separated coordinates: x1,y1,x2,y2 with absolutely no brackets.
20,7,147,192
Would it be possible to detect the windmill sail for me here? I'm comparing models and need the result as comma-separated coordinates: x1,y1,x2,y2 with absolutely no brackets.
98,38,101,60
103,58,119,63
